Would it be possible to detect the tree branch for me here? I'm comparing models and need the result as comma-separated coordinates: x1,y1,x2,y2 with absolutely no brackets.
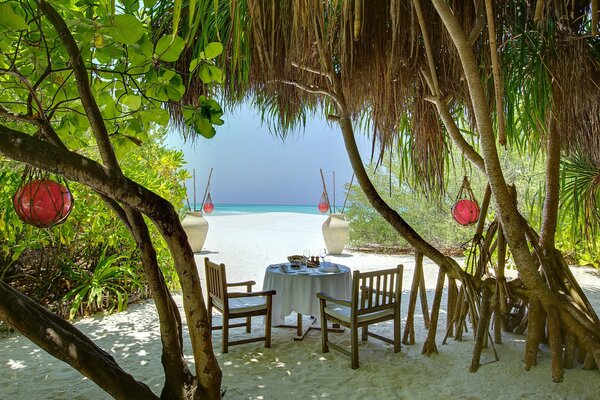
539,115,560,252
484,0,506,146
0,123,169,219
421,68,486,172
413,0,440,96
279,80,343,110
0,107,37,124
290,61,332,83
434,97,486,172
467,0,486,46
38,0,122,175
0,281,158,399
1,69,46,120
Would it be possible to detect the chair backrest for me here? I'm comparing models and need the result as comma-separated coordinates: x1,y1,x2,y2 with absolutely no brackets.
204,257,228,304
351,265,403,315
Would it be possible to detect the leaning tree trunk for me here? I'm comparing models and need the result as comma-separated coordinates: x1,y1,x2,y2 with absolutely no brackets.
0,124,223,399
18,83,193,399
0,282,159,399
432,0,600,379
36,2,222,397
34,6,193,397
323,73,480,355
124,208,194,399
330,87,464,279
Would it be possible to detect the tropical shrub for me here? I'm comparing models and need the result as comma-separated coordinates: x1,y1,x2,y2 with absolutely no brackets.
347,148,599,267
346,163,481,253
0,130,188,319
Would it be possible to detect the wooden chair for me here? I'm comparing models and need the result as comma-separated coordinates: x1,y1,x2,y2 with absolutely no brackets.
204,257,276,353
317,265,403,369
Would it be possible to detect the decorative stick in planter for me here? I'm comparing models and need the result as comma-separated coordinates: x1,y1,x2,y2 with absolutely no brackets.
201,168,214,214
318,168,331,214
333,171,336,213
341,173,354,214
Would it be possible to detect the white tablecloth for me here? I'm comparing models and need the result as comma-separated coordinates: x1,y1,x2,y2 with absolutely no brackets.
262,263,352,325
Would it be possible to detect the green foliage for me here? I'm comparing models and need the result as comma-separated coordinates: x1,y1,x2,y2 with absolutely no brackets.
155,35,186,62
63,247,142,319
0,2,28,30
556,153,600,265
0,0,224,316
0,0,225,146
348,145,600,268
345,149,538,252
346,162,482,251
0,129,189,318
182,95,224,138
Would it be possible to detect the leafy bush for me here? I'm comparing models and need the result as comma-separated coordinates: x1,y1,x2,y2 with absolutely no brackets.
347,148,600,268
346,165,479,252
346,149,542,253
63,247,143,319
0,131,188,318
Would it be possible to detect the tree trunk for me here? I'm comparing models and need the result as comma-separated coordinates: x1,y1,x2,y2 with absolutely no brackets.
0,282,159,399
432,0,600,373
539,115,560,252
334,108,467,283
0,125,222,398
155,219,223,400
124,209,193,399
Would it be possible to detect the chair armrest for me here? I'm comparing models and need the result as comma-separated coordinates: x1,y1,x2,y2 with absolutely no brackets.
227,280,256,288
228,290,276,298
317,292,351,307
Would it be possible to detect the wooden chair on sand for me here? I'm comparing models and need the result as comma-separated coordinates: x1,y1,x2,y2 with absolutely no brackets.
317,265,403,369
204,257,276,353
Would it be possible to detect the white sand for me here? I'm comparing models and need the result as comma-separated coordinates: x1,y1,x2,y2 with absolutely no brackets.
1,212,600,399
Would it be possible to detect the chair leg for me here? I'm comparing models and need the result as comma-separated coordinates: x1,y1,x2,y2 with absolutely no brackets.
394,313,401,353
222,317,229,354
265,297,273,348
361,325,368,341
351,325,359,369
207,298,213,332
246,316,252,333
319,300,329,353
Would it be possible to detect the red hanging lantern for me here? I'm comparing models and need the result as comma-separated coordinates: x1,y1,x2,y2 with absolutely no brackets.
318,201,329,213
203,192,214,214
317,190,330,213
451,176,480,226
13,174,73,228
452,199,480,226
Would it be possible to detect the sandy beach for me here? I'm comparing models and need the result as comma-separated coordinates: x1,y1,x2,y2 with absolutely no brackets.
1,212,600,399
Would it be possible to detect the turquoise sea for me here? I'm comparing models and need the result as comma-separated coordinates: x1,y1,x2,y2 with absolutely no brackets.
189,204,340,216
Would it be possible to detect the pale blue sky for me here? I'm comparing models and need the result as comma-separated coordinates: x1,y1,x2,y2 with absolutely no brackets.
166,102,372,206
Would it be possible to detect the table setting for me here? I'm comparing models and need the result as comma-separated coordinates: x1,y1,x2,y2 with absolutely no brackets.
270,262,341,275
262,254,352,340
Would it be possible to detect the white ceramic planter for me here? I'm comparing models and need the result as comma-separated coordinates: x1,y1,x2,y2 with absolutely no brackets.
181,211,209,253
322,213,349,255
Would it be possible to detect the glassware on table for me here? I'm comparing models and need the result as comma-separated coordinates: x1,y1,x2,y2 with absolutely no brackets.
302,249,310,267
319,248,327,265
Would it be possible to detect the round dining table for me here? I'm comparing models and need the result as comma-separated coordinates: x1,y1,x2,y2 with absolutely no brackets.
262,262,352,340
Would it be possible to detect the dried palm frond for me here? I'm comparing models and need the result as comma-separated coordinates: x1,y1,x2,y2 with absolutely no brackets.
161,0,599,196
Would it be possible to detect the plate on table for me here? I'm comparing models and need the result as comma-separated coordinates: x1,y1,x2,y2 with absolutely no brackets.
318,264,340,274
296,270,310,275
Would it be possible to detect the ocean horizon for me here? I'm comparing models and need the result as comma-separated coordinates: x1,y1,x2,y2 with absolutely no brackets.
188,203,344,216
